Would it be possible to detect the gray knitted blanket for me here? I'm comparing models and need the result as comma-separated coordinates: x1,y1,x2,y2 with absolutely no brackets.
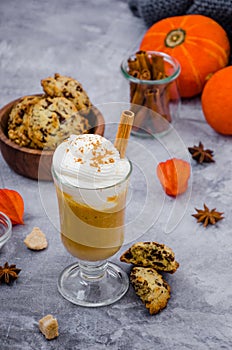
128,0,232,40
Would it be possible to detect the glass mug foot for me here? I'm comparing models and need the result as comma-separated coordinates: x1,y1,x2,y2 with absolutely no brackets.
57,260,129,307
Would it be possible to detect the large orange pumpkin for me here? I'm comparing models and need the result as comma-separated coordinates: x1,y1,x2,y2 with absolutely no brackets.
140,14,230,98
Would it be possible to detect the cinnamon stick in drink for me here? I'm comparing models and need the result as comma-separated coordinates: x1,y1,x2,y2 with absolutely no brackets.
114,110,134,158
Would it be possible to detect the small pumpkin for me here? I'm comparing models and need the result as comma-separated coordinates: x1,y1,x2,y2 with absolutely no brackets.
157,158,191,197
201,66,232,135
140,14,230,98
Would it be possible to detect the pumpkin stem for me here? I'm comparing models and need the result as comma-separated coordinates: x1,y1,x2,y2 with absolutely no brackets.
165,29,186,48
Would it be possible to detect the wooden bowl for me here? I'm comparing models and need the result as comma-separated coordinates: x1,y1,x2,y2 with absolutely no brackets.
0,96,105,181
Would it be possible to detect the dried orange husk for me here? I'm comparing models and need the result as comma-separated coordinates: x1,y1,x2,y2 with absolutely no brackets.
157,158,191,196
0,189,24,225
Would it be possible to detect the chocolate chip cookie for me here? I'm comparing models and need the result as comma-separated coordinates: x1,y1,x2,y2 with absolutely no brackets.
8,95,43,147
41,73,91,112
130,266,171,315
120,241,179,273
27,96,90,149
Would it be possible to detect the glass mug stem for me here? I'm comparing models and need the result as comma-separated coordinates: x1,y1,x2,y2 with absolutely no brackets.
79,260,108,281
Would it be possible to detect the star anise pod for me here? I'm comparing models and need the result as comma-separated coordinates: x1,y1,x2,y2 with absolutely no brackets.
0,262,21,284
188,142,215,164
192,204,224,227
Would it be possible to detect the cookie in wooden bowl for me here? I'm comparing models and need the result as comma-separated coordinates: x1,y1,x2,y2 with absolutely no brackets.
0,96,105,180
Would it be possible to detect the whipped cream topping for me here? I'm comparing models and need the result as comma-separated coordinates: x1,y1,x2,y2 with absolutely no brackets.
52,134,131,188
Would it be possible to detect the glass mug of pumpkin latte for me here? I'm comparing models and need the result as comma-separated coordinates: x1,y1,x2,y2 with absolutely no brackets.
52,114,133,307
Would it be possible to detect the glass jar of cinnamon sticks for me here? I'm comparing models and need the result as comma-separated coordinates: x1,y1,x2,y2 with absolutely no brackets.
120,51,181,137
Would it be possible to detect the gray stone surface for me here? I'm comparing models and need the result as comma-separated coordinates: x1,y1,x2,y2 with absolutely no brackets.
1,1,232,349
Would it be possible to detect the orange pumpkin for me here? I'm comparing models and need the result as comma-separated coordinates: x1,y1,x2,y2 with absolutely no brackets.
201,66,232,135
140,14,230,98
157,158,191,197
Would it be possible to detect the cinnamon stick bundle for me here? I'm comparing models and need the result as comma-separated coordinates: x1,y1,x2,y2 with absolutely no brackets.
127,51,173,133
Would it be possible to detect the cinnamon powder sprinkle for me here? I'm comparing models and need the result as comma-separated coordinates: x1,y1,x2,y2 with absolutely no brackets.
74,157,83,163
90,149,115,171
70,136,117,172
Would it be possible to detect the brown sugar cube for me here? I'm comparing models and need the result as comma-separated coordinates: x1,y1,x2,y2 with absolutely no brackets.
24,227,48,250
39,314,59,340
